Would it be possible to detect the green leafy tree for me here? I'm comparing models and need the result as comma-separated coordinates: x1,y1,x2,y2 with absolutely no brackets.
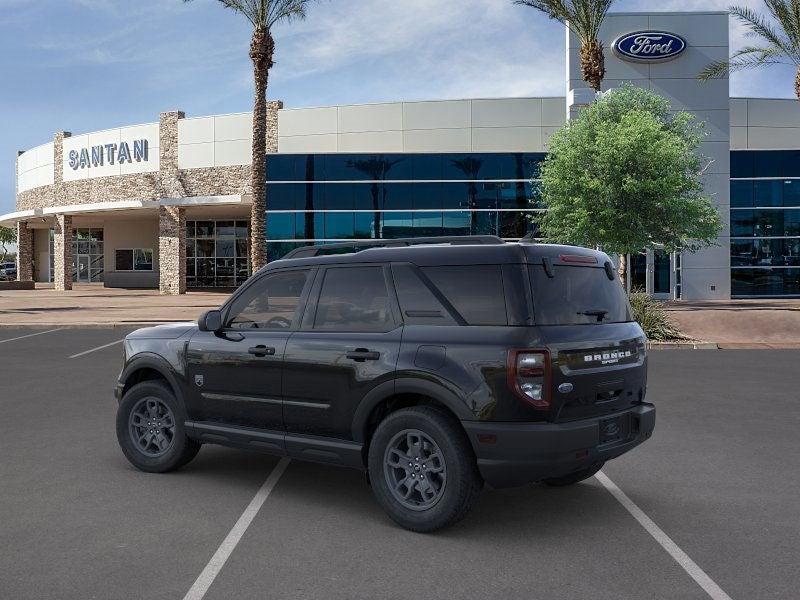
535,84,722,288
514,0,615,91
184,0,317,271
699,2,800,100
0,226,15,263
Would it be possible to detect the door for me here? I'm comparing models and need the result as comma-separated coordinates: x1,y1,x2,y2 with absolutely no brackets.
185,267,314,433
77,255,90,282
652,249,672,299
283,264,402,440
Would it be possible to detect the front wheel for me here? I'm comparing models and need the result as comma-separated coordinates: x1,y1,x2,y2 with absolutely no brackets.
368,406,483,532
116,380,200,473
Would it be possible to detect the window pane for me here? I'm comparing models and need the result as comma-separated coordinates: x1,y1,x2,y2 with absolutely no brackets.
267,184,299,210
266,155,297,181
441,183,469,209
295,212,323,240
382,212,413,238
325,212,355,238
196,240,215,257
115,249,133,271
413,211,443,236
422,265,508,325
392,264,457,326
134,249,153,271
236,238,249,258
228,270,310,329
730,180,753,208
783,180,800,207
216,239,235,258
354,213,377,239
754,151,782,177
266,213,295,240
324,183,354,210
412,154,443,180
412,183,442,210
382,183,413,210
314,267,392,331
442,211,471,236
195,222,215,238
753,180,783,207
731,151,754,178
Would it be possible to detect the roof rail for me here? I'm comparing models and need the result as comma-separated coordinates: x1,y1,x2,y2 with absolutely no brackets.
281,235,505,259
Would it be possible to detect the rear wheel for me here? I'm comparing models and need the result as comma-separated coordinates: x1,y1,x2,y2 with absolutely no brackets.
116,380,200,473
368,406,482,532
542,462,604,487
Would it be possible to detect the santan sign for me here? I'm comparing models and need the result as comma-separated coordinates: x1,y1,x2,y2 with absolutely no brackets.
68,139,149,170
613,31,687,62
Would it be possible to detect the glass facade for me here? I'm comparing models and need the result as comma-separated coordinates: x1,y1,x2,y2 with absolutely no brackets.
264,153,545,261
731,151,800,296
186,220,250,288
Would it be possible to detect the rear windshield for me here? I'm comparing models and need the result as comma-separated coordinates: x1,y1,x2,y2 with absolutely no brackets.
530,265,632,325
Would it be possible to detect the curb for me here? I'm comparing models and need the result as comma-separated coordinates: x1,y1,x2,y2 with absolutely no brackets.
647,341,719,350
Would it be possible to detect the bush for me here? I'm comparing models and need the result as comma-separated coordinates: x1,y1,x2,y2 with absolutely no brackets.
628,293,688,341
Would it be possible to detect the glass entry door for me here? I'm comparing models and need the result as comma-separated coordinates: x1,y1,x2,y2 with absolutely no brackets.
626,248,675,299
76,256,90,282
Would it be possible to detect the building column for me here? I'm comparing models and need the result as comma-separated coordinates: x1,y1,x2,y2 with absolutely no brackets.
159,205,186,295
53,214,73,291
16,221,34,282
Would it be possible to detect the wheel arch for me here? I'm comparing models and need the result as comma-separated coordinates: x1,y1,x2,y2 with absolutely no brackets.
352,378,473,446
120,353,186,408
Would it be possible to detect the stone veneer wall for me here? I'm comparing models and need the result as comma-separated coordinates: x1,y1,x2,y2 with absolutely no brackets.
15,102,282,293
15,222,33,281
53,214,73,291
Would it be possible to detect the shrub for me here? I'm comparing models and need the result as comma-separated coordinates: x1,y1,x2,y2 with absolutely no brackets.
628,293,688,341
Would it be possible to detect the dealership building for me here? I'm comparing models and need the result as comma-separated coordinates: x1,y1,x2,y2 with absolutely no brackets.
4,10,800,299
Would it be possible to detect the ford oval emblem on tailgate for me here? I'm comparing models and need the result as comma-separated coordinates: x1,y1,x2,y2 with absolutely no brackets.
558,382,574,394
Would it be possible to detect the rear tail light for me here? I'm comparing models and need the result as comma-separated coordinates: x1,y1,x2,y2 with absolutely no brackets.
507,349,551,410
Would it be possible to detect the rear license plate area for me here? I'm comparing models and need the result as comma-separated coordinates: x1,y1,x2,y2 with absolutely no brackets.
599,415,629,445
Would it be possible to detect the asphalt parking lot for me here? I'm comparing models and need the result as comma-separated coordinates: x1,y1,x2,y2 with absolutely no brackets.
1,328,798,600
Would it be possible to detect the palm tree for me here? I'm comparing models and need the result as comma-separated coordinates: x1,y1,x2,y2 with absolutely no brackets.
699,2,800,100
514,0,615,92
184,0,315,272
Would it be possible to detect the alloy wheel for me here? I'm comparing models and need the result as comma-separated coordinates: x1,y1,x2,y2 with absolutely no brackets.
383,429,447,511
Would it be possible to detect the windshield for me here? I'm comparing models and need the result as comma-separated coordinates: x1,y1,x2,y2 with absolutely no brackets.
529,265,632,325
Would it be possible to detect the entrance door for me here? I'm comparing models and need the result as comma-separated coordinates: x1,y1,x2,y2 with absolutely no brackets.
77,256,90,282
652,249,672,299
185,267,314,433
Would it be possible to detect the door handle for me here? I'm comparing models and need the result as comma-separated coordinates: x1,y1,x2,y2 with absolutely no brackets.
346,349,380,362
248,345,276,357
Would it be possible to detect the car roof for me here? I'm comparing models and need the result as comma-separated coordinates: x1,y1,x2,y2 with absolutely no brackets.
264,241,611,270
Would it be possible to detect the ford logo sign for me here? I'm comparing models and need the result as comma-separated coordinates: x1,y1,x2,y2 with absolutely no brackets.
613,31,686,62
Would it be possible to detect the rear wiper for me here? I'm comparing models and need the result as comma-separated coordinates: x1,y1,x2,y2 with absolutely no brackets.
578,309,608,322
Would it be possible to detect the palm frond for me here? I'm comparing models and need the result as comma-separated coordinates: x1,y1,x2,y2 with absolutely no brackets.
699,46,788,80
730,5,800,64
515,0,615,43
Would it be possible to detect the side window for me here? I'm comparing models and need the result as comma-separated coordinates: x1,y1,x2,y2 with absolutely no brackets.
421,265,508,325
314,267,393,331
392,264,457,326
227,269,310,330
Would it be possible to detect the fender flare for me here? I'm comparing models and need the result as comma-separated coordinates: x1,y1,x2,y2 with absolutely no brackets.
351,377,472,443
119,353,187,408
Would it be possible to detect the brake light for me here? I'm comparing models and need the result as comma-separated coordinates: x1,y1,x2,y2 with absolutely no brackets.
559,254,598,264
507,349,551,410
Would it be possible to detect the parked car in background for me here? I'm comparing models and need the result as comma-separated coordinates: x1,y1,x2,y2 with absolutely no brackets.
0,262,16,281
114,236,655,532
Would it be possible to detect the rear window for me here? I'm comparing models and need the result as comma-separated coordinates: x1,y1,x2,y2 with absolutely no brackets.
530,265,631,325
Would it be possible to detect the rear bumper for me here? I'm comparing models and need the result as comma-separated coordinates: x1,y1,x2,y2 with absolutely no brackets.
462,404,655,489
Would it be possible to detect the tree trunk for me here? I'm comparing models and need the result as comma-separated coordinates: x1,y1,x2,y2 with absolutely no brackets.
796,67,800,102
249,28,275,273
617,253,628,292
580,40,605,92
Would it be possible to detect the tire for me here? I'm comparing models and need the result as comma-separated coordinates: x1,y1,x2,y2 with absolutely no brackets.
116,380,200,473
542,461,604,487
368,406,483,533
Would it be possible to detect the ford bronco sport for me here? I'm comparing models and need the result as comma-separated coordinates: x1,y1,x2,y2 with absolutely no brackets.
115,236,654,532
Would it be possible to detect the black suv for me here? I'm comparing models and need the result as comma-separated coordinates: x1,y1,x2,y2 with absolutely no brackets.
115,236,654,532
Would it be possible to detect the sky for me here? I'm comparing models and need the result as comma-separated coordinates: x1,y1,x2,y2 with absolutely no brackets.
0,0,797,216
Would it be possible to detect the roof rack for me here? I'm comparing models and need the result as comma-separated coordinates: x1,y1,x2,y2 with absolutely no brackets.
281,236,505,259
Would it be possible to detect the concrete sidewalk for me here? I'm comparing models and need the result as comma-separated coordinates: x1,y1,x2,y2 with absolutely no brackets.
665,299,800,348
0,283,226,327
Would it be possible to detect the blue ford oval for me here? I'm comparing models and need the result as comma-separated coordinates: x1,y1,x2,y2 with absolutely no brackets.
613,31,686,62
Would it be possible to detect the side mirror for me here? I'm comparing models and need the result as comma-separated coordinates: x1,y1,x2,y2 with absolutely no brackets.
198,309,223,332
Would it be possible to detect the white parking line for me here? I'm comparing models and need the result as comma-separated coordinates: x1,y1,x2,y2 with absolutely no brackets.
0,329,63,345
68,338,124,359
595,471,733,600
183,457,291,600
